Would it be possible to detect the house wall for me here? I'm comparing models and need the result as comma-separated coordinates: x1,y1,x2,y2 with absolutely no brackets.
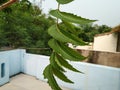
0,49,25,86
24,53,120,90
0,59,9,86
90,51,120,67
93,33,118,52
0,49,25,77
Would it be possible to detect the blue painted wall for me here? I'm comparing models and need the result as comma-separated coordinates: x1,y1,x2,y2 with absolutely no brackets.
0,49,120,90
0,49,25,86
0,59,9,86
24,53,120,90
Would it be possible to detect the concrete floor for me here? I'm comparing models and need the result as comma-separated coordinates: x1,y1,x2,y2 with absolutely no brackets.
0,74,71,90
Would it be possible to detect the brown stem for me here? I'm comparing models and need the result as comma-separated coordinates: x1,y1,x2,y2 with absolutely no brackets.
0,0,18,10
57,3,60,25
57,3,60,11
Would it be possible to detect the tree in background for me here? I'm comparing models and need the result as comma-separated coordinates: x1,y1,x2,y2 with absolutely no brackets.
0,0,111,53
59,22,111,42
0,0,55,55
78,24,111,42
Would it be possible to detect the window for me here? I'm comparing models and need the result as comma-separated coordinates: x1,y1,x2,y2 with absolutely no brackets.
1,63,5,78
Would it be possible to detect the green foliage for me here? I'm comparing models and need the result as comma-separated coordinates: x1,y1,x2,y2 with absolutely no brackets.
48,39,86,61
55,53,82,73
48,25,86,45
43,0,96,90
50,10,96,24
43,65,62,90
52,66,73,83
56,0,74,4
50,52,73,83
0,0,55,55
0,0,8,4
50,52,65,72
0,29,7,47
78,24,111,42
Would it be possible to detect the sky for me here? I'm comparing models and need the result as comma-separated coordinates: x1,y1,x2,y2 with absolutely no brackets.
29,0,120,27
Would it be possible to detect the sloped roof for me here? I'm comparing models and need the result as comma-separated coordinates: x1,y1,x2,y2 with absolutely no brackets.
95,25,120,37
111,25,120,33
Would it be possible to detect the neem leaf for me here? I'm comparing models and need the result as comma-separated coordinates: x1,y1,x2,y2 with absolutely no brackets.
59,42,87,61
43,65,62,90
48,25,87,45
56,0,74,4
55,53,84,73
52,66,74,83
48,39,86,61
50,10,97,24
62,21,77,34
50,52,65,72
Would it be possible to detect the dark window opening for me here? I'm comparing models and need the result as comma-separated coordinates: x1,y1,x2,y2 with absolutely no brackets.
117,32,120,52
1,63,5,78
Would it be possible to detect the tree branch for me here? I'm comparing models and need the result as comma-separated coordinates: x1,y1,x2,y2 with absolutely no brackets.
0,0,18,10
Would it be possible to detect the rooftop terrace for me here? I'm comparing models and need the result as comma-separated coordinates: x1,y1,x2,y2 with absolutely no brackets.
0,49,120,90
0,74,70,90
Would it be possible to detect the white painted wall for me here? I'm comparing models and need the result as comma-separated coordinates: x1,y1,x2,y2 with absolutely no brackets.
24,53,120,90
0,49,25,86
93,33,118,52
0,59,9,86
0,49,120,90
23,54,49,80
0,49,25,76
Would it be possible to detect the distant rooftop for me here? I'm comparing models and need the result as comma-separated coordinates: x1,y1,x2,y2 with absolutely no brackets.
95,25,120,37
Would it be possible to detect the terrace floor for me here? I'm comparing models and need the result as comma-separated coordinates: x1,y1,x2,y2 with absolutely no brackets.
0,74,71,90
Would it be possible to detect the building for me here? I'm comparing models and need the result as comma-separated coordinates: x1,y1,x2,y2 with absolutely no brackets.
93,25,120,52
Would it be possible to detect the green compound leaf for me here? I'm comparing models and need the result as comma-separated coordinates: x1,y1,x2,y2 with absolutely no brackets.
52,66,74,83
48,25,87,45
55,53,83,73
48,39,86,61
56,0,74,4
58,42,86,61
43,65,62,90
62,21,77,34
50,10,97,24
50,52,65,72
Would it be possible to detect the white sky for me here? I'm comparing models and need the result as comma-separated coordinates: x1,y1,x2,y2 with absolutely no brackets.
29,0,120,27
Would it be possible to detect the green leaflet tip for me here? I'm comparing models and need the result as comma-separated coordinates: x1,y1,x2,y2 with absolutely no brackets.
50,10,97,24
56,0,74,4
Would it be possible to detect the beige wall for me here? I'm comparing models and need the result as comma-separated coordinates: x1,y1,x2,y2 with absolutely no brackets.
77,49,120,68
93,33,118,52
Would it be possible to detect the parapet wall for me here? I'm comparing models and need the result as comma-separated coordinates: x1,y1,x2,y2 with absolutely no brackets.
77,49,120,68
24,53,120,90
0,49,25,86
0,49,120,90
